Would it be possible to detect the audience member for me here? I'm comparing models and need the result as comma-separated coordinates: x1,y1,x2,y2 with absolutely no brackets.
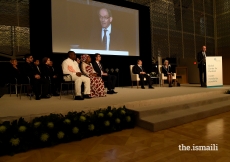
62,51,91,100
81,54,106,97
132,59,154,89
92,53,117,94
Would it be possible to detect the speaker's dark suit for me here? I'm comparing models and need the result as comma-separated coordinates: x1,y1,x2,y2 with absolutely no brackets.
22,62,49,97
197,51,207,86
89,25,124,51
132,65,152,88
92,61,117,91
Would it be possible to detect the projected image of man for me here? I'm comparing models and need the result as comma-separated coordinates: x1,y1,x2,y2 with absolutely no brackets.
99,8,112,50
90,8,124,51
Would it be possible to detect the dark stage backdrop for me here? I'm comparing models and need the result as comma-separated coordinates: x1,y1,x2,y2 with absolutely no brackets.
29,0,151,86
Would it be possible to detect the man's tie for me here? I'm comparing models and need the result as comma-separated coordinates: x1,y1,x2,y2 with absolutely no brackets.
202,52,206,63
98,63,103,71
140,66,143,71
37,66,41,73
103,29,107,50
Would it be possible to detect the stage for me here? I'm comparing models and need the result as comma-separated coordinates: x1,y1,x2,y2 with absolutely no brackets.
1,84,230,131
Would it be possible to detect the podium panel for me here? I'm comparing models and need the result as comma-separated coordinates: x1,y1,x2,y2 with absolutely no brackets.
206,56,223,87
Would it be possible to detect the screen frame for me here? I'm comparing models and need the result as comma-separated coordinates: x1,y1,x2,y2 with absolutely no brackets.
51,0,140,56
29,0,152,86
30,0,151,58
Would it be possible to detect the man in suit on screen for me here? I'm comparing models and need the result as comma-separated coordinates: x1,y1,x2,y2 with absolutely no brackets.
197,46,207,87
89,7,124,51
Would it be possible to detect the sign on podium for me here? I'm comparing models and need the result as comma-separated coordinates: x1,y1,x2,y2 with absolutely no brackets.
206,56,223,87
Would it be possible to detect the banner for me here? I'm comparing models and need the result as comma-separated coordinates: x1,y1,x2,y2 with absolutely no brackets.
206,56,223,87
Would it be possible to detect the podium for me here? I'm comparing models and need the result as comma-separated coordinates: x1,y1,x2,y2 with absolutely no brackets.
206,56,223,87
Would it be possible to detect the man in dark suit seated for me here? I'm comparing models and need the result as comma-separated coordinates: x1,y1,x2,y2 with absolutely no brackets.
132,59,154,89
33,58,42,76
22,54,50,100
92,53,117,94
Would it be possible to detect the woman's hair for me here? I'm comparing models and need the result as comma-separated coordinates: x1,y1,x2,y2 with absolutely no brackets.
164,60,169,64
137,59,142,63
42,57,49,64
10,59,17,64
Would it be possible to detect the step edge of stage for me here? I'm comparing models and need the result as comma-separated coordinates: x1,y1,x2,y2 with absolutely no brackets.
137,100,230,132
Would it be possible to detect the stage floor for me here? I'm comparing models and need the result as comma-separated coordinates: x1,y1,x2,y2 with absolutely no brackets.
1,84,230,121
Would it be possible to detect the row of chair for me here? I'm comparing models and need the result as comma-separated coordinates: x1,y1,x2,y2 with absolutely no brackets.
9,75,74,100
9,76,33,99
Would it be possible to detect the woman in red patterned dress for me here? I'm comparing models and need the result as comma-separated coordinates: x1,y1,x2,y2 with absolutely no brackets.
81,54,106,97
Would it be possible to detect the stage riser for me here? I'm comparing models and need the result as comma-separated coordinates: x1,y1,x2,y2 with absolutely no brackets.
1,86,230,131
123,90,226,110
137,95,230,118
136,100,230,132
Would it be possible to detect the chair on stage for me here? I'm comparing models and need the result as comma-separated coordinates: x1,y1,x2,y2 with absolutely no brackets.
158,65,177,86
9,77,20,97
129,65,146,88
59,74,75,99
19,76,33,100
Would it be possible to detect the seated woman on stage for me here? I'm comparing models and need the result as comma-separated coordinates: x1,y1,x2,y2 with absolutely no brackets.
8,59,31,95
162,60,174,87
81,54,106,97
9,59,22,84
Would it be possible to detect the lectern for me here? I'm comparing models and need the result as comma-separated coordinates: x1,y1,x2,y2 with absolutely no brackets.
206,56,223,87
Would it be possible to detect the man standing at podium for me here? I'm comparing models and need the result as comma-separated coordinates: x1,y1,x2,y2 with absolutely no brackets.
197,46,207,87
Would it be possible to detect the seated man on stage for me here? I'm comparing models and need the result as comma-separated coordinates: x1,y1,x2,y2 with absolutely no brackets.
162,60,174,87
62,51,91,100
92,53,117,94
22,54,50,100
132,59,154,89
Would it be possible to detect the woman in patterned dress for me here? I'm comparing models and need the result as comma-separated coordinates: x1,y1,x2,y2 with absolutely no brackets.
81,54,106,97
